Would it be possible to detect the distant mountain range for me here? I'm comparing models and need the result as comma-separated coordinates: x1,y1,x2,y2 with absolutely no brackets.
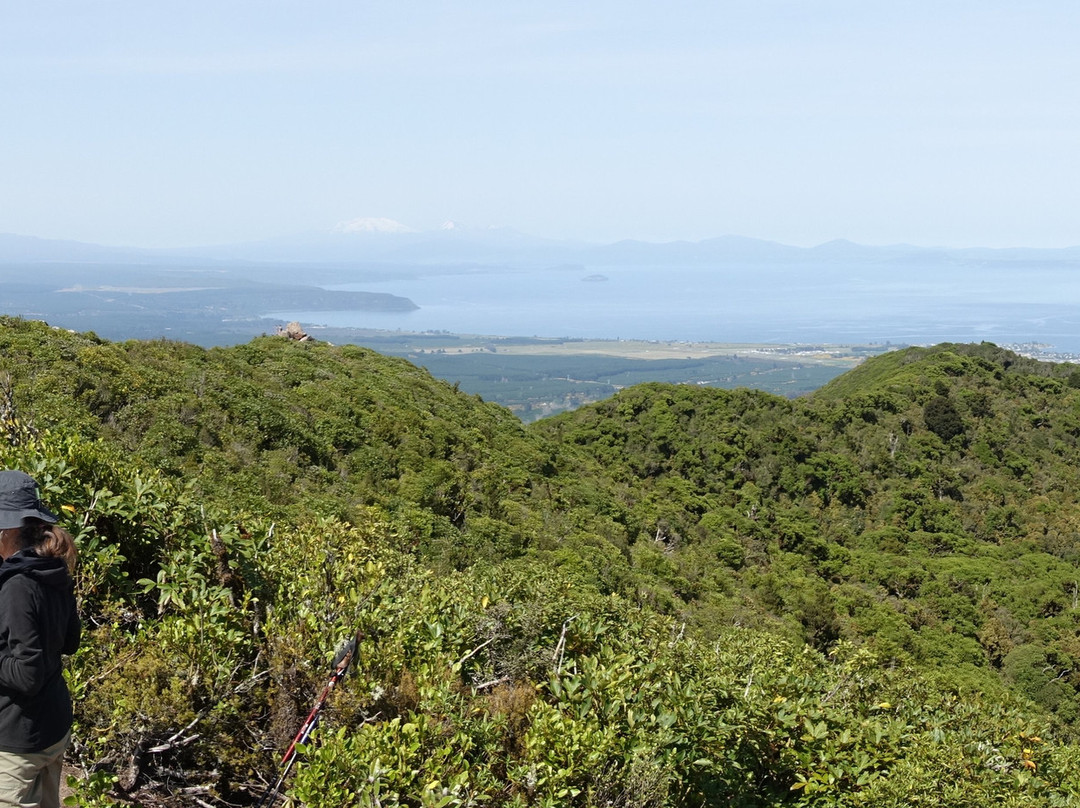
0,232,156,263
2,226,1079,268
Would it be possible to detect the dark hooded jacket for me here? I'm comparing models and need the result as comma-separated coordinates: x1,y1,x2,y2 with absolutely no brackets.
0,550,81,753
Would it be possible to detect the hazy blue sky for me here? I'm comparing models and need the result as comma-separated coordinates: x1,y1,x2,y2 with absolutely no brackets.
2,2,1077,248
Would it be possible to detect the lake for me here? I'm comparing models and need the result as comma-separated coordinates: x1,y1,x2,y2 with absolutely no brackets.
269,262,1080,353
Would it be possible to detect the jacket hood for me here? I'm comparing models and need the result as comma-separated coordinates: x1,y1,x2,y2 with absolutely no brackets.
0,551,72,591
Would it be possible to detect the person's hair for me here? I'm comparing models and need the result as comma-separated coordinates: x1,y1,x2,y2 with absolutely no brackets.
18,519,77,573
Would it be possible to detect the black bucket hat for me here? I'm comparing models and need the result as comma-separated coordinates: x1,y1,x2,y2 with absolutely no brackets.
0,471,59,530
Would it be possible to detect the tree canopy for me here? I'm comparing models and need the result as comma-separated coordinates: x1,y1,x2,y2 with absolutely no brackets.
1,318,1079,805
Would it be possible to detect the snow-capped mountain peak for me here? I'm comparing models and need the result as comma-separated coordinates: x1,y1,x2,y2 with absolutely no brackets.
333,217,417,234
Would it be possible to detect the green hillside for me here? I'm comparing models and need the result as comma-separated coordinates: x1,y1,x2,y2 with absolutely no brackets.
0,317,561,565
1,318,1079,806
535,345,1080,713
812,341,1080,401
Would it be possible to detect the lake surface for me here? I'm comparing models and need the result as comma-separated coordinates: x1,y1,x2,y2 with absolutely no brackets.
270,263,1080,353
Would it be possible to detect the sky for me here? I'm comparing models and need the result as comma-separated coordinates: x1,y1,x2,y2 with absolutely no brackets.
1,1,1078,249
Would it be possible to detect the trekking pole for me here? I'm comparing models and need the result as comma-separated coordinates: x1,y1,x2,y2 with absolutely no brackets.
254,570,393,806
256,634,358,808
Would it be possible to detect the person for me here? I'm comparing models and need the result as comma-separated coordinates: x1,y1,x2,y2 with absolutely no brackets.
0,471,80,808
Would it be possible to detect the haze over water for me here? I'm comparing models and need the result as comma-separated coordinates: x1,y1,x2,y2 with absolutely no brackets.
275,263,1080,353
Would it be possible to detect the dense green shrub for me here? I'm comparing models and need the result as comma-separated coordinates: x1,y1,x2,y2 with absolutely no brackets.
3,320,1080,804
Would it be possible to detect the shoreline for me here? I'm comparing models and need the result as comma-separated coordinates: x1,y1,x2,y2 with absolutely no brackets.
303,325,897,366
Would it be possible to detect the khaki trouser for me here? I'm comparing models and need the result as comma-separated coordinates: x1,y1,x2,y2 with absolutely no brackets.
0,732,70,808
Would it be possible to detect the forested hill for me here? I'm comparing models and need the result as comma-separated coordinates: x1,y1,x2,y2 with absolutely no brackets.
2,316,1080,805
0,316,558,558
537,342,1080,676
